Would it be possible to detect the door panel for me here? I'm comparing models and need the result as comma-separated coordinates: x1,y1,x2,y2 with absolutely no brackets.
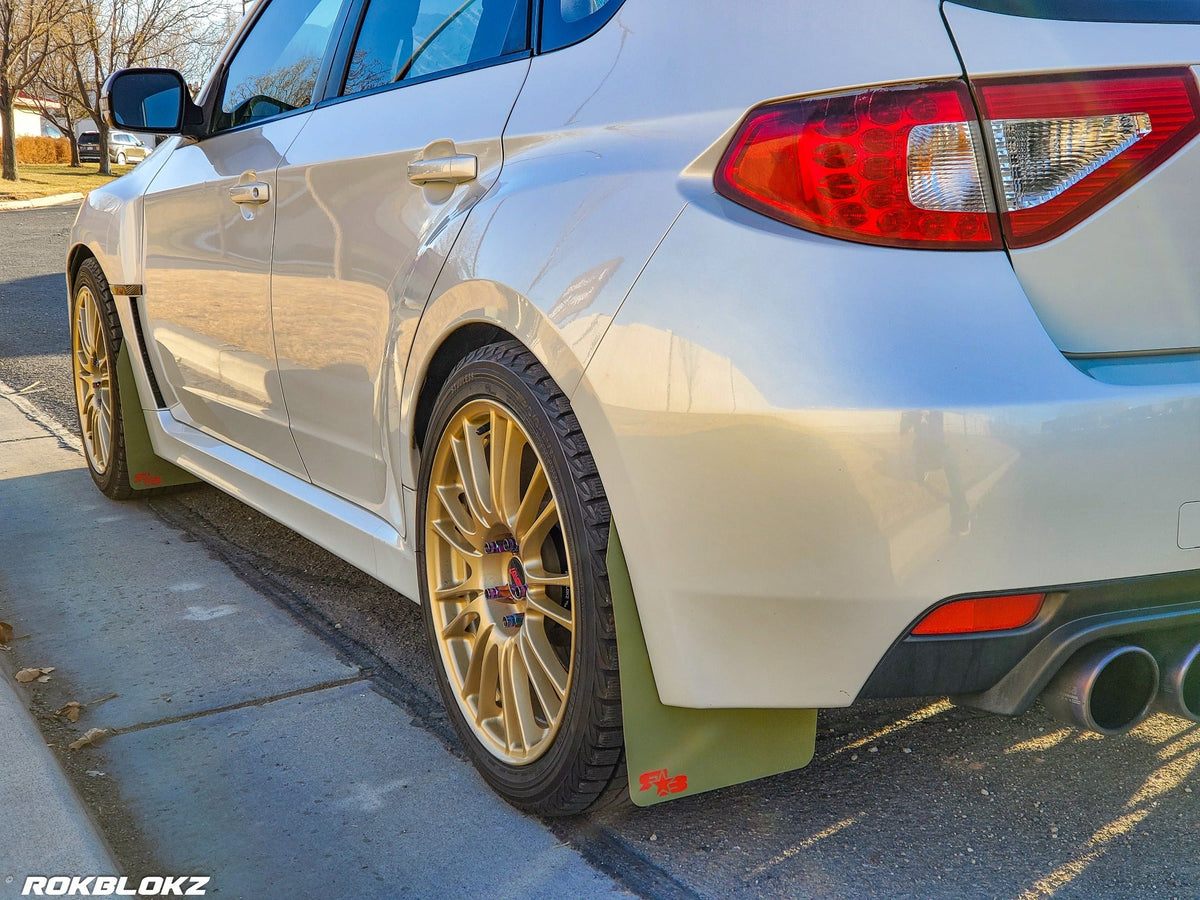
270,59,530,511
142,117,312,477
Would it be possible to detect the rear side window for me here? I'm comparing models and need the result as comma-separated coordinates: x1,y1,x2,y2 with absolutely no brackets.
540,0,623,51
343,0,529,96
215,0,345,131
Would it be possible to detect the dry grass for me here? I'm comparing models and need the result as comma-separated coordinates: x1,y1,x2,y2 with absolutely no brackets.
0,163,135,201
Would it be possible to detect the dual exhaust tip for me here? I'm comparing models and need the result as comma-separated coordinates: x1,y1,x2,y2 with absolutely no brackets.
1041,637,1200,734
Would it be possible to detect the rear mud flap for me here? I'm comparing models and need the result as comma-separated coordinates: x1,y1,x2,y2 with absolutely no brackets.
608,523,817,806
116,344,197,490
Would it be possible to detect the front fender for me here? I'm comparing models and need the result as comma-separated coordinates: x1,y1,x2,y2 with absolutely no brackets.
67,136,182,294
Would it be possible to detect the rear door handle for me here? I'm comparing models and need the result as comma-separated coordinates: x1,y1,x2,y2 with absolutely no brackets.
229,182,271,205
407,154,478,185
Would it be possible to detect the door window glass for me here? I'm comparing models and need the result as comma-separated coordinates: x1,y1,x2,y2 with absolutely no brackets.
343,0,528,96
216,0,344,131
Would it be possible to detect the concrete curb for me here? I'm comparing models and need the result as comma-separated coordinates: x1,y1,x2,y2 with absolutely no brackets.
0,193,84,211
0,623,119,897
0,390,119,895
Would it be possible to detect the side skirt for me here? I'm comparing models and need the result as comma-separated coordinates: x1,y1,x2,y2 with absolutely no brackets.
608,523,818,806
141,406,420,603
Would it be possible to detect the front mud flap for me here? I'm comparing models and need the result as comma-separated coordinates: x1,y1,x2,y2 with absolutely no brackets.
608,523,817,807
116,344,197,490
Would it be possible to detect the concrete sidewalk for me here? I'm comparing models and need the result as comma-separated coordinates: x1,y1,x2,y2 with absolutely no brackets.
0,388,625,899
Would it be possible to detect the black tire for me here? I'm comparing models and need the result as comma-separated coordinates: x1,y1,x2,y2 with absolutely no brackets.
70,258,136,499
416,340,624,816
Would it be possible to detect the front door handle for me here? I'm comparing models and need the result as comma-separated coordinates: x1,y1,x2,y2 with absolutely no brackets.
229,182,271,205
407,154,478,185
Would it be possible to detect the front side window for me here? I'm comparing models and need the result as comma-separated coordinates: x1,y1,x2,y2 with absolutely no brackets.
215,0,344,131
343,0,529,96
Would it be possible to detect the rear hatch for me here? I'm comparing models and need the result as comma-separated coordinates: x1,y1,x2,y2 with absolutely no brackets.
943,1,1200,356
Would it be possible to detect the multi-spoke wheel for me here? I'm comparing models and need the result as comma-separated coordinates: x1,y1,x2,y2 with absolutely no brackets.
71,258,135,499
417,340,624,815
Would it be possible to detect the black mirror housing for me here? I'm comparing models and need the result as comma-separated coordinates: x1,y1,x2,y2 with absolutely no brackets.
101,68,204,136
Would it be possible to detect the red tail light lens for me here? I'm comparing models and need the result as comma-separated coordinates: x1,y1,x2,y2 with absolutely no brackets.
714,82,1002,249
911,593,1045,636
976,68,1200,248
718,69,1200,250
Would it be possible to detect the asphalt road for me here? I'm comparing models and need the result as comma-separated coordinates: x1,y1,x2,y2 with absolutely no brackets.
5,203,1200,900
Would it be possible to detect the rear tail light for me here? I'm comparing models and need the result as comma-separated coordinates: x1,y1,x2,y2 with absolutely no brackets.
911,593,1045,636
976,69,1200,248
714,82,1001,249
716,68,1200,250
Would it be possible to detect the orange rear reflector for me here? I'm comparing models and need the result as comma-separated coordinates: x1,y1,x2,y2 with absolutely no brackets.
911,593,1045,636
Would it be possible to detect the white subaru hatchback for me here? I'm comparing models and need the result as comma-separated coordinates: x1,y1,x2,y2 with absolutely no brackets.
70,0,1200,814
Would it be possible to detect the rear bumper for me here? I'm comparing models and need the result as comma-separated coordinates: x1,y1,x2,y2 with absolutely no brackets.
577,198,1200,709
860,571,1200,714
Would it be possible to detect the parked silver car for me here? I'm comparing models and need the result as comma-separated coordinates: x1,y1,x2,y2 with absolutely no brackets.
77,130,150,165
68,0,1200,814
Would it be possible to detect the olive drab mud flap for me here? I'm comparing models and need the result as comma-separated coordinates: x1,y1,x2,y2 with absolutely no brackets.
116,344,197,490
608,524,817,807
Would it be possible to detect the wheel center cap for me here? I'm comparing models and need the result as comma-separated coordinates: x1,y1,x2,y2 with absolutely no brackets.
507,557,529,601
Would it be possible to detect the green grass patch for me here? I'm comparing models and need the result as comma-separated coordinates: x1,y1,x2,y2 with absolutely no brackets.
0,163,135,201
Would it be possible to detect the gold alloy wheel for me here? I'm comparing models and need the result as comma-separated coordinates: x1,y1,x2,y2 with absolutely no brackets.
71,284,113,475
424,398,576,765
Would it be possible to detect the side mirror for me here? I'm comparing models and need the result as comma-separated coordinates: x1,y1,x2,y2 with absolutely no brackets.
101,68,203,135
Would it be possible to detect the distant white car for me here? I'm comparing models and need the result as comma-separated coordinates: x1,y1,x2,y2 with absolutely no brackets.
68,0,1200,814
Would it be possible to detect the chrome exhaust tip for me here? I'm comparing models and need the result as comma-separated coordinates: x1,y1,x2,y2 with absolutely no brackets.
1041,641,1159,735
1147,637,1200,722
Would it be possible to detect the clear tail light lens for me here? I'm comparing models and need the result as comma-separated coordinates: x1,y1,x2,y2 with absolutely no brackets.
714,82,1001,249
716,69,1200,250
976,69,1200,248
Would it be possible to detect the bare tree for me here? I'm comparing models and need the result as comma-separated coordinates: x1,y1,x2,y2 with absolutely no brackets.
32,19,91,167
31,72,89,166
64,0,220,175
0,0,71,181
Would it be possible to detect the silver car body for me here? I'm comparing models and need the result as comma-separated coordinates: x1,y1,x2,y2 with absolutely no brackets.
69,0,1200,715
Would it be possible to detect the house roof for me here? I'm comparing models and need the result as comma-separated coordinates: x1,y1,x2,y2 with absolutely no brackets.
14,92,60,111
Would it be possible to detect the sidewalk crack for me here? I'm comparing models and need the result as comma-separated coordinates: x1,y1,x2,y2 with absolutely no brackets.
108,674,370,736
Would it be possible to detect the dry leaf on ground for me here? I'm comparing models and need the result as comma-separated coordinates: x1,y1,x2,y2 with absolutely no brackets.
56,701,83,723
68,728,109,751
15,667,53,683
0,622,13,644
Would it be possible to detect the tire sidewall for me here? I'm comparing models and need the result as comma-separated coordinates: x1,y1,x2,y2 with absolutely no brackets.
416,353,609,807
